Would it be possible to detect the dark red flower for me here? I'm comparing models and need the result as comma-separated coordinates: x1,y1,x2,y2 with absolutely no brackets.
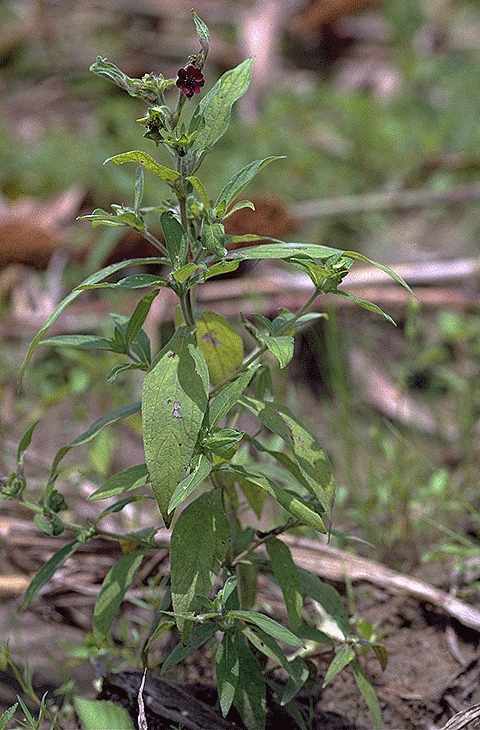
176,64,205,98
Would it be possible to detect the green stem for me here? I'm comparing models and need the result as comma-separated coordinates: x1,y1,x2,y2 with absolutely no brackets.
143,228,167,255
232,520,300,566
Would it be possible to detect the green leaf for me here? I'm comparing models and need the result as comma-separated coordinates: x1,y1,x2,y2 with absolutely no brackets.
338,291,396,326
106,362,143,384
204,260,240,280
161,623,217,674
126,291,158,346
223,200,256,218
209,367,258,427
227,241,342,261
22,541,80,609
168,454,213,513
95,495,149,522
79,274,166,291
186,175,211,208
236,561,257,609
20,256,164,380
40,335,114,351
0,703,18,730
216,632,240,717
233,635,266,730
192,10,210,46
171,490,230,632
263,335,294,368
16,420,39,467
172,263,200,284
352,660,383,730
49,402,141,481
215,157,285,215
299,569,350,638
74,698,135,730
142,328,209,524
267,539,303,630
197,311,244,385
227,610,303,647
89,464,148,501
104,151,179,182
191,59,253,152
134,166,144,212
160,212,187,267
343,250,412,293
323,644,355,687
203,221,226,256
93,551,144,638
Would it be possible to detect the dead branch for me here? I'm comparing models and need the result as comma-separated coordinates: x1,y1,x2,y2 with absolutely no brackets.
439,704,480,730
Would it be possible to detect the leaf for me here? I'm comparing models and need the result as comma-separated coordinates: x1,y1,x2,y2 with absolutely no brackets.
197,311,244,385
142,328,209,524
161,623,217,674
233,635,266,730
74,698,135,730
223,200,255,218
227,241,342,261
338,291,396,326
95,495,149,522
215,157,284,215
40,335,114,351
172,263,200,284
204,260,239,280
171,490,230,632
209,367,259,427
343,250,412,293
299,569,350,638
49,402,141,481
79,274,166,291
227,610,302,647
89,464,148,502
351,660,383,730
0,703,18,730
192,10,210,46
191,59,253,152
134,166,144,212
20,256,164,380
267,539,303,630
168,454,213,513
104,151,179,182
16,420,39,467
126,291,158,346
22,541,80,609
263,335,294,368
203,221,226,256
323,645,355,687
186,175,210,208
160,212,187,267
93,551,144,638
216,632,240,717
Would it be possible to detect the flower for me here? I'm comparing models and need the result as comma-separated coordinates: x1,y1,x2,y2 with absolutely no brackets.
176,64,205,98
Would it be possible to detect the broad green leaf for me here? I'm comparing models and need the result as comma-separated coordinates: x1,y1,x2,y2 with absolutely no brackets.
74,697,135,730
215,157,284,215
299,569,350,638
171,490,230,631
352,660,383,730
191,59,253,152
209,367,258,426
197,311,244,385
126,291,158,346
172,262,200,284
338,291,396,326
203,221,226,256
168,454,213,513
16,420,39,467
40,335,114,351
186,175,210,208
142,328,209,524
49,402,141,481
227,610,302,647
160,212,187,267
89,464,148,501
104,151,179,182
236,561,257,609
203,261,240,280
20,256,164,379
22,541,80,609
241,397,334,513
216,632,240,717
323,645,356,687
161,623,217,674
227,241,342,261
263,335,294,368
233,635,266,730
239,481,266,519
267,539,303,630
93,551,144,638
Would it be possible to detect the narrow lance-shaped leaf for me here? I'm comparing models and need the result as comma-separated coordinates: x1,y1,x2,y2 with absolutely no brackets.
197,311,244,385
226,241,343,261
209,366,259,427
93,551,145,638
142,327,209,524
351,660,383,730
40,335,115,351
89,464,148,501
299,568,350,638
74,698,135,730
338,290,396,326
104,151,180,183
134,166,144,212
22,541,81,609
126,291,159,346
216,632,240,717
233,635,267,730
49,402,141,482
16,420,39,467
323,644,356,687
192,10,210,47
171,490,230,632
161,623,217,675
168,455,213,513
160,212,187,267
215,156,285,216
186,175,210,208
20,256,165,380
267,538,303,630
227,609,303,647
263,335,294,369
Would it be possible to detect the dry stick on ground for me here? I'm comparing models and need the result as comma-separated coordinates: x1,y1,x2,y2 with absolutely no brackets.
439,704,480,730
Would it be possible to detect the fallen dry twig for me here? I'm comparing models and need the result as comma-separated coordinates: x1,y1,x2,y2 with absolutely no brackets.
439,704,480,730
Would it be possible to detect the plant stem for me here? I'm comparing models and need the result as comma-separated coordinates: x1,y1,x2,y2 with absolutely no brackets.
232,520,300,566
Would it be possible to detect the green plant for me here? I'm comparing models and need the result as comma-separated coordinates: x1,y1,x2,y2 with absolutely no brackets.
6,13,411,730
